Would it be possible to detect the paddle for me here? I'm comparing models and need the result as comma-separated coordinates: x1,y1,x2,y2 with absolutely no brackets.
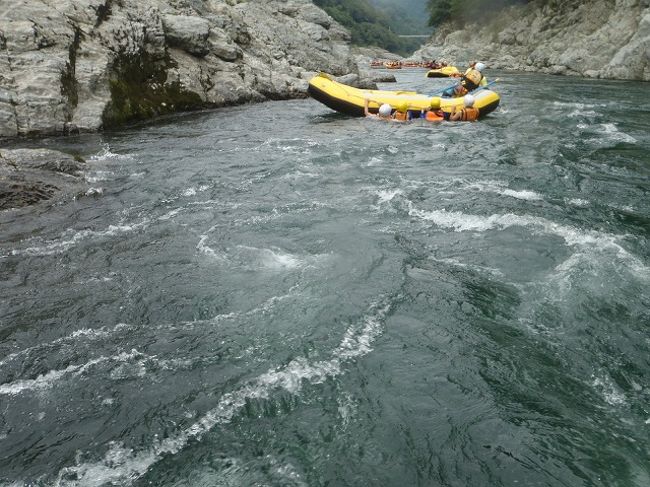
469,78,500,94
430,77,500,97
429,81,461,97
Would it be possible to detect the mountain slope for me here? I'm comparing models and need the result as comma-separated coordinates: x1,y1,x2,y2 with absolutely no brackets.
414,0,650,81
367,0,432,35
313,0,420,54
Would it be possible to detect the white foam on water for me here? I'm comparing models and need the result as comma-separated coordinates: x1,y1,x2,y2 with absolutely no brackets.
645,418,650,425
598,123,637,144
0,350,145,396
0,325,131,370
54,300,393,486
337,392,356,429
375,189,403,205
552,101,603,109
182,187,197,197
408,203,649,277
89,145,134,163
84,187,104,196
567,109,598,118
237,245,303,269
463,180,544,202
592,374,626,406
282,170,319,180
567,198,590,207
196,235,227,262
9,221,148,257
158,208,184,221
255,137,320,154
429,256,504,277
500,189,543,201
84,171,113,183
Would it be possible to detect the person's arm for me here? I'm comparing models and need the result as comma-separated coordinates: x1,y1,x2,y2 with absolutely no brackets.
449,105,460,121
364,98,371,117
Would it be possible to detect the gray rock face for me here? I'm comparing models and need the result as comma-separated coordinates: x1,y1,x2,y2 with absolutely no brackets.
162,15,211,57
0,149,85,210
413,0,650,81
0,0,361,138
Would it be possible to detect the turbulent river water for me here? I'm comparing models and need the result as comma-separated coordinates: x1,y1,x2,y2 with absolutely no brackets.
1,70,649,486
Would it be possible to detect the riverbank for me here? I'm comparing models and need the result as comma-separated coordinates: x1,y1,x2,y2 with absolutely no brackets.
413,0,650,81
0,0,386,209
0,0,367,139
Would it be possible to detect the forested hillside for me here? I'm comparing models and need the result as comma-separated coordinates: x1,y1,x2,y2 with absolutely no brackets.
368,0,432,35
427,0,529,25
313,0,423,54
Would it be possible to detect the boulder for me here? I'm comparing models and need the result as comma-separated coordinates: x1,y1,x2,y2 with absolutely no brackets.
0,149,85,210
162,15,211,57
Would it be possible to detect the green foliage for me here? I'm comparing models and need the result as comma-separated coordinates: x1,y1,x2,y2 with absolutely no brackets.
104,53,203,128
367,0,433,35
426,0,530,26
313,0,423,55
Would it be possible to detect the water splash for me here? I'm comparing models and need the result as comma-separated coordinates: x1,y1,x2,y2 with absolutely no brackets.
53,298,395,486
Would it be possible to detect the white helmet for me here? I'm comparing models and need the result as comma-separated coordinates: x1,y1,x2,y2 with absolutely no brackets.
475,62,486,72
378,103,392,117
463,94,475,107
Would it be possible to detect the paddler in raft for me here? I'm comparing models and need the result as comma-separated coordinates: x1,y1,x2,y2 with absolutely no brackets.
443,62,488,97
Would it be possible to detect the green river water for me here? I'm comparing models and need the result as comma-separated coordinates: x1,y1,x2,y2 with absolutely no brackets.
0,70,649,486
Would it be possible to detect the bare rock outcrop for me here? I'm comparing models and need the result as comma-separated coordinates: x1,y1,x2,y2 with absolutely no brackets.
413,0,650,81
0,0,361,138
0,149,85,210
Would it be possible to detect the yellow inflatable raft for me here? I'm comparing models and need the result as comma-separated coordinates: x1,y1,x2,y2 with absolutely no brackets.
307,73,500,119
426,66,459,78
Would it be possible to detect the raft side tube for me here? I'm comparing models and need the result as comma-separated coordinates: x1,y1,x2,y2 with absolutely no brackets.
307,83,366,117
308,73,500,119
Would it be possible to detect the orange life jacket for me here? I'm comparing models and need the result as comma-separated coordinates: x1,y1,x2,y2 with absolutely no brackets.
459,107,480,121
425,111,444,122
394,111,408,121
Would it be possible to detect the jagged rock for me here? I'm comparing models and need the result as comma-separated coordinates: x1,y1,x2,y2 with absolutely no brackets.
0,0,361,138
0,149,85,210
413,0,650,81
162,15,211,57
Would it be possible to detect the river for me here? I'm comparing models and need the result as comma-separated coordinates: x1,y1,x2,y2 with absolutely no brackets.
1,70,649,486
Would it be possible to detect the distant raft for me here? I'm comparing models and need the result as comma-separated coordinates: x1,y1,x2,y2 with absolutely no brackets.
307,73,500,119
426,66,459,78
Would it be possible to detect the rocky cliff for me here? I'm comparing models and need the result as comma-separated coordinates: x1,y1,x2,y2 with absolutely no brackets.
414,0,650,81
0,0,359,138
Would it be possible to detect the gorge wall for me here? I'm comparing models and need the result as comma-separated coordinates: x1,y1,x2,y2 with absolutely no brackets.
414,0,650,81
0,0,359,138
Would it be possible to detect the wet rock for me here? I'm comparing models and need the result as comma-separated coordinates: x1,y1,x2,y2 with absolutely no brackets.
0,149,85,210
